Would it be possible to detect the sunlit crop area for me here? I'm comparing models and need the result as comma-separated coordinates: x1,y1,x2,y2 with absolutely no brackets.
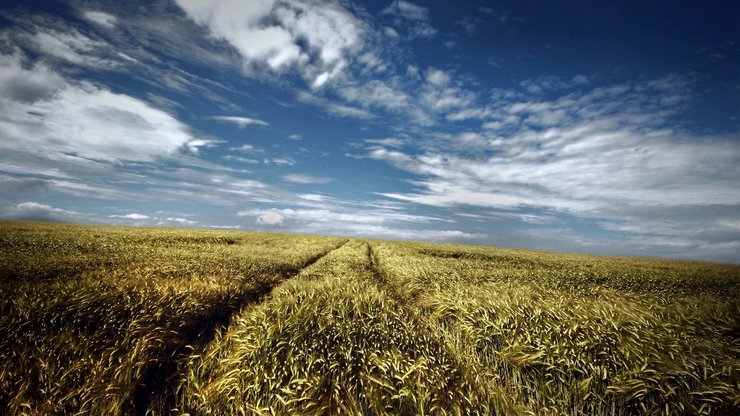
1,221,738,415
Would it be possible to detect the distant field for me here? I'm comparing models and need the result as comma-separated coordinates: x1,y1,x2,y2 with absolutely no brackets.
1,220,738,415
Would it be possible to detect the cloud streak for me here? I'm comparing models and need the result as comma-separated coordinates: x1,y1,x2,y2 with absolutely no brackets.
81,10,118,28
238,204,481,241
283,174,334,185
212,115,269,127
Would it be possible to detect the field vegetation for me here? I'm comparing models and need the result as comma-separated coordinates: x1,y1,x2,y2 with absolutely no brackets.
0,220,738,415
0,221,345,414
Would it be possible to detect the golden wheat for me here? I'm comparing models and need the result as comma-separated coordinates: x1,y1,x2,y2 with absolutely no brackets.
1,220,738,415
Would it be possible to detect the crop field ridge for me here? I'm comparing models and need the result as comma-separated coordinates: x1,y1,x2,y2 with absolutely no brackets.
131,238,350,413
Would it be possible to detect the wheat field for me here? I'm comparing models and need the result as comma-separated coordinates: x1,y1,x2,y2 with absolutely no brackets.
1,220,738,415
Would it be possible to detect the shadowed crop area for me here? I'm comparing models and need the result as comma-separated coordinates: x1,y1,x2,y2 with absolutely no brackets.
1,221,738,415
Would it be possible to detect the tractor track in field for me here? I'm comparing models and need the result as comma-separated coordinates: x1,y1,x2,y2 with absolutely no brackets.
365,241,415,314
364,241,494,408
365,241,440,337
131,239,350,414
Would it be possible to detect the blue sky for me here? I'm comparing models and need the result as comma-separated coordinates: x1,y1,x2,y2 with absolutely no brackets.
0,0,738,262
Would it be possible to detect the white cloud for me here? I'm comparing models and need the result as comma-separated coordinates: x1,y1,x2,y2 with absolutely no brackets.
312,69,332,88
288,133,303,140
175,0,363,87
426,68,450,86
23,28,116,68
364,76,740,257
300,62,478,126
296,91,375,119
486,57,503,68
336,79,412,111
455,17,477,35
447,108,487,122
0,53,197,163
238,205,479,240
384,26,400,39
461,211,555,224
243,206,421,224
0,54,64,103
212,115,269,127
166,216,197,224
385,1,429,21
109,213,149,220
224,155,259,164
255,210,285,226
379,187,522,208
382,0,437,39
335,224,482,240
269,158,295,166
7,201,84,221
364,147,414,166
420,77,477,112
44,179,133,200
230,144,257,153
0,175,48,195
357,52,386,73
0,52,267,209
494,212,554,224
82,10,118,28
374,127,739,211
240,26,300,68
283,174,333,184
365,137,407,147
299,193,328,202
185,139,222,155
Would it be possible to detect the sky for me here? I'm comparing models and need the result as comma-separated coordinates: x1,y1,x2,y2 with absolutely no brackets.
0,0,738,263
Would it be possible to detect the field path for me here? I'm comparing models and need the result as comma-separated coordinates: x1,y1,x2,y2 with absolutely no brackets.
133,238,350,413
365,241,412,308
364,241,519,413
